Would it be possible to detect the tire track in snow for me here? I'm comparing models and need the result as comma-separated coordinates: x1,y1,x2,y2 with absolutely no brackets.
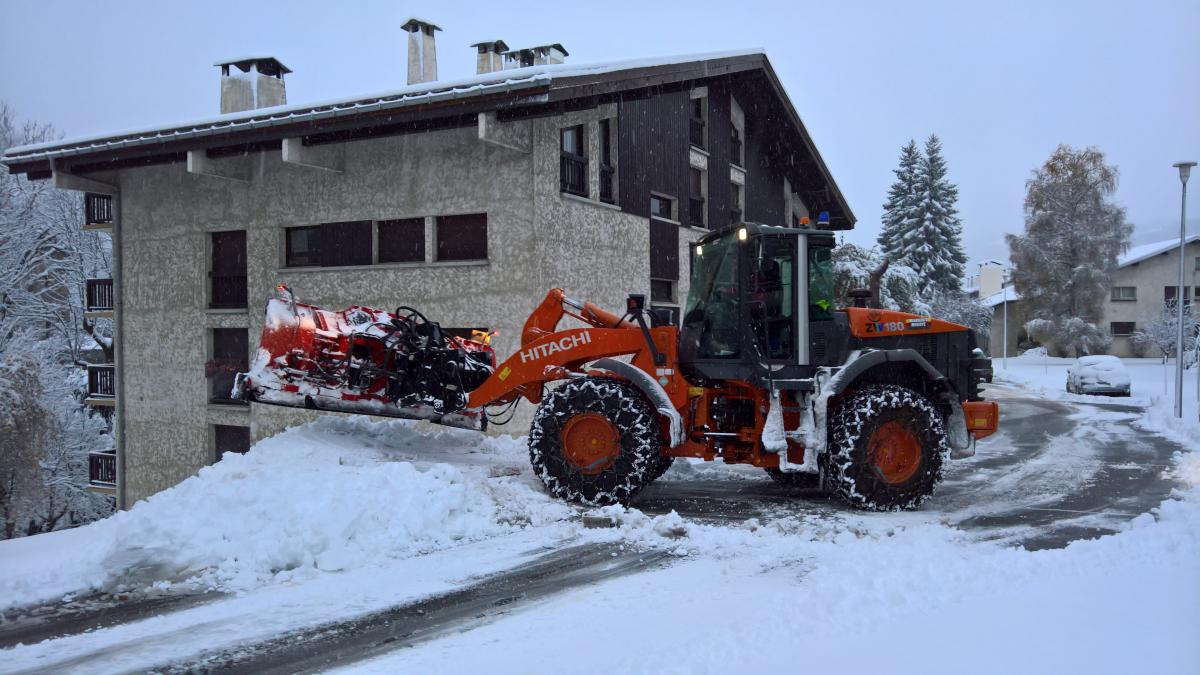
151,543,672,675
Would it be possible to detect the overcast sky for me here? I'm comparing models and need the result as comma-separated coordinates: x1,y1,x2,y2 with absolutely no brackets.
2,0,1197,271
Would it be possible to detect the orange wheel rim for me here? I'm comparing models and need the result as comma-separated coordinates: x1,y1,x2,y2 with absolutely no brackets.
867,420,922,484
561,413,621,475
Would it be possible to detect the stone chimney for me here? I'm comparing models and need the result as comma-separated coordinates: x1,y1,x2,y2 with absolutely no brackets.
216,57,290,114
471,40,508,75
502,44,568,70
402,18,441,85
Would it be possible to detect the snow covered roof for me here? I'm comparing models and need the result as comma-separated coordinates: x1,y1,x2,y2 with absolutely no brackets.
2,49,762,164
981,285,1020,308
0,47,855,229
1118,235,1200,268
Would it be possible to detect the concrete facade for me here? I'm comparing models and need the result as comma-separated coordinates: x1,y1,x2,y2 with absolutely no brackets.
99,102,718,505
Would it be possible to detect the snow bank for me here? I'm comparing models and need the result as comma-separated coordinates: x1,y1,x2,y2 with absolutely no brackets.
0,417,572,610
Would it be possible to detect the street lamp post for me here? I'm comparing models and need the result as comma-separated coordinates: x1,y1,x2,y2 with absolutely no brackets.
1172,161,1196,419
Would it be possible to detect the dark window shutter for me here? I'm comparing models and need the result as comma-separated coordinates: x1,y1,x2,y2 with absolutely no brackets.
436,214,488,261
320,221,372,267
211,231,246,272
378,218,425,263
649,219,679,280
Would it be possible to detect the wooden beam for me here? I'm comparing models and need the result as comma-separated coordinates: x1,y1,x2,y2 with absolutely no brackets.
281,138,344,172
51,160,118,194
187,150,250,182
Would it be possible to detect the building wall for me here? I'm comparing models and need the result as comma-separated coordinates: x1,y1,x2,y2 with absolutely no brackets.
1103,241,1200,357
111,84,799,505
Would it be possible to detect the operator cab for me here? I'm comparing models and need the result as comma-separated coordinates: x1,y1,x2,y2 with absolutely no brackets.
679,222,836,388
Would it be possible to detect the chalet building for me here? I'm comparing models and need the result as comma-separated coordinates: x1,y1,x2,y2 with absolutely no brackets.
979,236,1200,358
1,19,854,508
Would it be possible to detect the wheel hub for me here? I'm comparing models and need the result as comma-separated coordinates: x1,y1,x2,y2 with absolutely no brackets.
867,420,922,484
560,413,620,475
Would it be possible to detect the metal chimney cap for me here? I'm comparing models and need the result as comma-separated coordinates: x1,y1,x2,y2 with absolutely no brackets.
214,56,292,75
402,17,442,33
470,39,510,52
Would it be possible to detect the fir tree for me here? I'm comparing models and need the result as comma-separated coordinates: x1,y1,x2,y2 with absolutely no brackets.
893,135,968,295
878,139,921,256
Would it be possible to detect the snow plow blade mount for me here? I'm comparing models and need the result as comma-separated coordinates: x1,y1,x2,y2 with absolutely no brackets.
237,294,496,431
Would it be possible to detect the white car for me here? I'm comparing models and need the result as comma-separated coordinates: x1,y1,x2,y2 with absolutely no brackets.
1066,355,1131,396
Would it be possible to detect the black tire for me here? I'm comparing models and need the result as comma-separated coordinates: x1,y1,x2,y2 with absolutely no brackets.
764,467,821,490
648,454,675,482
529,378,662,506
821,384,948,511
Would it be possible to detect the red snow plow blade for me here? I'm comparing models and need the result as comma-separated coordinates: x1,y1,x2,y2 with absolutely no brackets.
235,287,496,430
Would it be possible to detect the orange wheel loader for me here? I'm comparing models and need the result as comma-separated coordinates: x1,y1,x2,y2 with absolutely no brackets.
236,223,998,511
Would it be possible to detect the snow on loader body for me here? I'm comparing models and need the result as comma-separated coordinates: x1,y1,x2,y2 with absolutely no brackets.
239,223,999,511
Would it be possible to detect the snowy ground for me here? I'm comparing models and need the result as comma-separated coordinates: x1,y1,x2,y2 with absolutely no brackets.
1,376,1197,674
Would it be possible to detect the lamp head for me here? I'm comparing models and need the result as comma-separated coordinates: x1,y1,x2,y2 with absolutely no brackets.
1174,161,1197,185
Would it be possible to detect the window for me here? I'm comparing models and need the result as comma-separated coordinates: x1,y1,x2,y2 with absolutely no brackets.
748,237,796,360
690,98,706,149
651,279,675,303
208,328,248,405
1165,286,1192,303
286,221,372,268
436,213,488,261
210,230,247,309
378,218,425,263
1110,286,1137,301
1195,256,1200,271
285,225,321,267
214,424,251,458
599,119,615,204
688,168,706,228
650,194,675,221
560,125,588,197
731,127,744,168
731,183,743,224
1110,322,1136,336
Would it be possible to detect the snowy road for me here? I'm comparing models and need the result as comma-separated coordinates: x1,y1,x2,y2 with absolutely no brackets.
1,382,1195,674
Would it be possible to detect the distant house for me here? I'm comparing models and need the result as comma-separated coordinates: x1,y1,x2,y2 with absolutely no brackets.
1105,235,1200,357
976,236,1200,358
0,20,853,508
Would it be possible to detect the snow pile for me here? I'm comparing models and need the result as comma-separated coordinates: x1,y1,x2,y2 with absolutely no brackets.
0,417,572,610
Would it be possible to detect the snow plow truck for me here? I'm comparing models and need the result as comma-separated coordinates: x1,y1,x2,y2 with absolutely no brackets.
235,222,998,511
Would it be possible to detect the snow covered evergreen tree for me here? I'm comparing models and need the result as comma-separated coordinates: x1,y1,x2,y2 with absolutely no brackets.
832,242,927,313
881,135,967,296
877,139,921,256
1007,145,1132,356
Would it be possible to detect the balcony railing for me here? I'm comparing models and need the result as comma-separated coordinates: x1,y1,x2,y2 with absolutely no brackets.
89,452,117,487
689,118,705,148
731,208,743,225
209,273,248,309
85,278,114,315
688,197,705,228
599,165,615,204
560,152,588,197
87,364,116,402
85,193,113,228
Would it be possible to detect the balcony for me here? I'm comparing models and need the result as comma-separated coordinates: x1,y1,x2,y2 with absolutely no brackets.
599,165,615,204
85,278,114,318
560,152,588,197
688,197,706,228
88,451,117,490
86,364,116,406
84,193,113,231
209,273,248,309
